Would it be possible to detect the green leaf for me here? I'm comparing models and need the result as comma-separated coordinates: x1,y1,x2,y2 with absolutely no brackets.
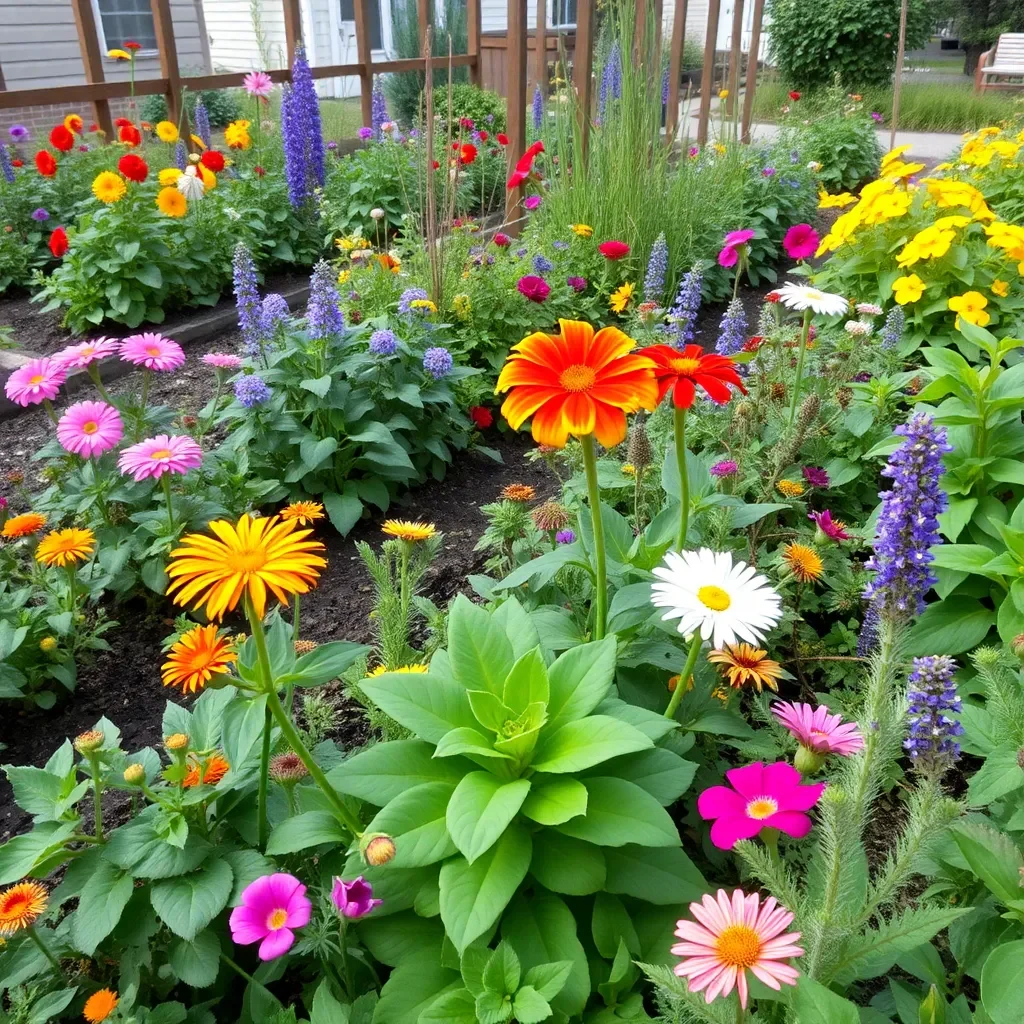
602,845,706,905
419,988,477,1024
328,740,469,804
168,928,221,988
532,716,652,773
136,263,162,288
220,694,268,772
285,641,370,688
967,745,1024,806
556,778,680,848
434,727,512,762
71,855,135,955
361,671,475,743
310,979,351,1024
446,773,532,863
300,375,333,398
359,910,445,967
501,647,549,715
25,989,77,1024
439,823,532,953
982,940,1024,1024
789,975,860,1024
448,595,515,699
483,939,521,995
324,490,363,536
521,777,587,825
529,830,606,894
592,892,640,957
365,782,456,868
266,811,350,855
374,950,460,1024
545,638,617,732
599,748,697,805
907,597,994,656
0,822,77,884
511,986,550,1024
952,822,1024,904
150,858,234,941
523,961,574,1002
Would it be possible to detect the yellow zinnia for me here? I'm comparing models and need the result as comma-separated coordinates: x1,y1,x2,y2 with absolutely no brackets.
92,171,126,204
107,48,131,60
156,187,187,218
609,281,634,313
155,120,179,143
948,290,990,328
892,274,926,305
158,167,183,186
571,223,594,238
35,527,95,567
881,144,911,167
224,122,251,150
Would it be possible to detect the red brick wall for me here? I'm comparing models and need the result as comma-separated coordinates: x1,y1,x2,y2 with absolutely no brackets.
3,99,141,141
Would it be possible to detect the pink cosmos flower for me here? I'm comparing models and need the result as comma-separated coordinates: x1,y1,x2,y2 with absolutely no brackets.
773,700,865,757
57,401,124,457
672,889,803,1009
202,352,243,371
243,70,274,97
119,333,186,372
697,761,824,850
229,873,311,961
331,876,383,919
517,275,551,303
524,195,542,211
4,357,66,407
493,232,511,247
783,223,820,261
118,434,203,481
808,509,850,541
718,229,755,268
54,337,119,370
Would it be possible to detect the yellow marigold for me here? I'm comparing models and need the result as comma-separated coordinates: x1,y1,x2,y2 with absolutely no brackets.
281,501,325,525
621,463,636,476
35,527,95,567
155,120,179,143
961,138,995,167
64,113,84,134
164,732,189,751
777,479,805,498
783,542,823,583
992,279,1010,298
161,624,237,693
881,143,912,167
817,191,858,209
991,139,1020,159
158,167,183,186
860,191,913,225
83,990,119,1023
107,48,131,60
948,290,990,328
933,214,971,232
609,281,634,314
896,225,955,267
860,178,896,202
883,159,925,179
816,208,861,255
0,881,47,935
381,520,437,543
39,636,57,653
92,171,126,204
2,512,47,538
571,223,594,238
707,643,783,692
718,89,729,100
224,122,251,150
367,663,429,676
892,274,926,305
156,187,187,218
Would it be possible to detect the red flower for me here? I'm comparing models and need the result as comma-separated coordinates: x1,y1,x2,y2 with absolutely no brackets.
49,125,74,152
460,117,475,129
788,90,801,101
65,115,84,135
459,142,478,165
114,117,132,128
48,226,68,258
497,132,509,146
742,336,764,353
493,232,511,247
764,290,781,304
507,141,544,189
517,275,550,303
118,124,141,147
89,123,100,133
201,150,225,172
469,405,493,429
598,240,630,260
478,130,489,142
642,344,747,409
35,151,57,177
254,165,266,176
432,159,440,169
117,153,148,182
11,159,23,168
124,40,142,50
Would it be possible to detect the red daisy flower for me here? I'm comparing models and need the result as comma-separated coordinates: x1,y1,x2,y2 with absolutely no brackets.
117,153,148,183
35,151,57,177
48,226,68,258
641,344,747,409
201,150,225,171
598,240,630,260
49,125,74,152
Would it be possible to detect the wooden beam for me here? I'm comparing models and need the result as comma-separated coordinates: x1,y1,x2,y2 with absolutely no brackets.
695,0,721,145
535,0,547,97
890,0,910,148
283,0,303,66
740,0,764,143
726,0,744,117
573,0,594,156
69,0,114,139
665,0,687,143
150,0,185,132
0,78,169,110
505,0,528,230
353,0,374,128
418,0,431,57
468,0,482,84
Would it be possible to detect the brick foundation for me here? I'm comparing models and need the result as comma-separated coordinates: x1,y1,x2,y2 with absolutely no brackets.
2,98,143,140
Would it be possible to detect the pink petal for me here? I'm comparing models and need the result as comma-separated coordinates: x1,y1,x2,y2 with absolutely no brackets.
691,894,729,934
674,920,717,945
286,895,312,928
725,763,766,799
761,761,803,793
698,785,747,819
258,927,295,960
784,780,826,812
736,969,749,1009
710,813,765,849
239,874,277,912
228,905,267,945
763,809,813,839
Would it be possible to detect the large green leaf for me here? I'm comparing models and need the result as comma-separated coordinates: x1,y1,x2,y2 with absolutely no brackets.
364,782,456,868
501,647,549,715
545,638,617,733
327,740,469,804
266,811,350,855
0,822,76,884
439,823,532,952
529,831,606,895
447,595,515,698
788,976,860,1024
602,845,706,905
555,778,679,848
596,748,697,805
359,911,446,967
982,940,1024,1024
71,855,135,955
168,928,221,988
531,716,652,773
360,672,476,743
521,777,588,825
906,597,995,656
150,858,234,941
446,773,532,863
952,822,1024,904
373,950,460,1024
967,745,1024,806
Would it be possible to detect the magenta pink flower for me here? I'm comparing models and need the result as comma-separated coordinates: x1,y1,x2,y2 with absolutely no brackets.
773,701,864,756
119,333,185,372
243,70,274,97
517,275,551,303
202,352,243,371
524,195,542,211
672,889,803,1009
697,761,824,850
493,232,511,247
4,357,66,407
802,465,829,488
710,459,738,478
54,337,119,370
331,876,383,919
783,223,820,261
229,873,311,961
808,509,850,541
57,401,124,457
718,229,755,268
118,434,202,481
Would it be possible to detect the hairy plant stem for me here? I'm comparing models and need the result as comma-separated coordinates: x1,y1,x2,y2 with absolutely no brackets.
787,308,813,427
199,375,225,440
580,434,607,640
86,751,104,841
26,926,63,975
674,406,689,550
664,633,702,720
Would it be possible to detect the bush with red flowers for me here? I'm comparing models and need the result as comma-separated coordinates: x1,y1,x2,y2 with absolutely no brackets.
117,153,148,183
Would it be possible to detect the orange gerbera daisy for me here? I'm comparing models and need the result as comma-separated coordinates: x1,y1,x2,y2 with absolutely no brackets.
2,512,47,538
83,989,119,1023
0,881,48,935
280,500,325,525
161,624,237,693
495,319,657,448
166,514,327,620
34,527,95,567
182,752,230,787
783,542,823,583
641,344,747,409
708,643,783,692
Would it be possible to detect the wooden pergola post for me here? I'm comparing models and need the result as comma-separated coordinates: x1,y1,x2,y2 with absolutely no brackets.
505,0,528,231
740,0,764,143
665,0,688,143
726,0,744,116
353,0,374,128
573,0,595,156
418,0,432,59
70,0,114,139
283,0,303,65
696,0,721,145
535,0,547,98
468,0,482,84
890,0,910,148
150,0,187,133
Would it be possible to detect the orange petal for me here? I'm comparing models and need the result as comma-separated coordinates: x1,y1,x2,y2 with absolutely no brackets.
592,402,628,448
511,331,566,370
557,319,595,366
562,391,596,436
501,385,564,429
593,379,654,410
496,359,561,392
589,325,637,369
530,396,571,447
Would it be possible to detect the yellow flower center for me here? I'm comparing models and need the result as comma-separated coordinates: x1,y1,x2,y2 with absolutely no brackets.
28,375,44,385
149,448,172,460
697,585,731,611
82,420,98,435
146,345,162,357
805,289,823,301
670,357,701,375
266,907,288,930
227,547,268,573
82,347,95,356
559,364,596,393
745,797,778,820
715,923,763,968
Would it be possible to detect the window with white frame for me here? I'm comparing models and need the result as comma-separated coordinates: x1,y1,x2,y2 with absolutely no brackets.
96,0,158,54
550,0,576,28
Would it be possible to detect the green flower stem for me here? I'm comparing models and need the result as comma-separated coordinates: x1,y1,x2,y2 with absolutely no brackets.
86,364,112,404
136,370,151,440
87,752,105,841
198,375,224,441
246,604,364,837
664,632,702,720
580,434,607,641
674,406,689,550
285,595,301,717
735,1000,745,1024
26,925,63,975
160,474,175,533
787,308,813,427
221,953,260,987
761,826,780,863
64,563,77,614
257,704,272,850
42,399,59,426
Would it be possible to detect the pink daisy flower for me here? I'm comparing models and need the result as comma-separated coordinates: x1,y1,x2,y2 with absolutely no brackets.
697,761,824,850
773,700,864,757
119,333,185,372
243,70,274,98
4,357,66,407
118,434,202,481
229,873,311,961
57,401,124,457
782,223,820,261
672,888,803,1009
53,337,119,370
808,509,850,541
202,352,243,371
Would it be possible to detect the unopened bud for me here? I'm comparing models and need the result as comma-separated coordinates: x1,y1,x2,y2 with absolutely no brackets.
294,639,318,655
362,833,396,867
74,730,104,754
269,751,308,785
164,732,189,752
1013,633,1024,659
794,744,826,776
123,763,145,785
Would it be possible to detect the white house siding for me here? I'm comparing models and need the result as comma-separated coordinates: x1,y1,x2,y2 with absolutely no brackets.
204,0,290,70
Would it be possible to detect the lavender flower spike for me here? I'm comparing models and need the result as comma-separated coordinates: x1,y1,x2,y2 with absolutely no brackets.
905,655,964,775
716,297,747,356
881,305,905,350
863,413,952,620
598,40,622,121
282,45,326,208
233,243,263,356
532,84,544,132
644,233,669,305
371,78,388,139
174,140,187,171
193,98,211,148
0,145,14,185
665,265,703,349
306,260,344,340
260,293,290,340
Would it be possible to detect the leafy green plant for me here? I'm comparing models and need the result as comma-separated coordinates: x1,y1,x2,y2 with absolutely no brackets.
140,86,244,129
437,83,507,134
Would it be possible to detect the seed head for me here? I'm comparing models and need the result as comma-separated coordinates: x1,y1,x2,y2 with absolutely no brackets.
531,501,571,533
626,417,653,470
770,382,786,402
74,730,104,754
269,751,309,784
362,833,396,866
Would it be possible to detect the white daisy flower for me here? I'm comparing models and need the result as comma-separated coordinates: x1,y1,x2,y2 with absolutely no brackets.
176,170,205,202
651,548,783,650
776,282,848,317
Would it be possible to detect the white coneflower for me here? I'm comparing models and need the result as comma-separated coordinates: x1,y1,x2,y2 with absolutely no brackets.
651,548,783,650
844,320,871,336
776,282,848,317
176,169,205,202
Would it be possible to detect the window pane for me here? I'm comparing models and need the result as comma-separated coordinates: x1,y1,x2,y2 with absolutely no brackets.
98,0,158,50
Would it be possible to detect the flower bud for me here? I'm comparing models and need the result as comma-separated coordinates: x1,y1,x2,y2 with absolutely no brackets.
269,751,308,785
123,763,145,785
361,833,396,867
164,732,189,752
39,636,57,653
294,639,318,655
74,730,104,754
794,744,826,776
1012,633,1024,660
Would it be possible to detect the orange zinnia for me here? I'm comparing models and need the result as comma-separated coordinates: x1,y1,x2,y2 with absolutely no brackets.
642,344,747,409
83,989,119,1023
2,512,47,539
182,752,230,787
495,319,657,448
0,880,48,934
161,624,237,693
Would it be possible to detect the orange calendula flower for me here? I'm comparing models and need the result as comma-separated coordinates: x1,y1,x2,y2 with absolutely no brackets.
35,527,95,567
382,520,437,543
161,624,237,693
166,514,327,620
83,989,119,1023
496,318,658,449
280,501,325,526
182,752,230,788
501,483,536,502
2,512,47,538
782,542,824,583
0,881,48,935
708,644,783,692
